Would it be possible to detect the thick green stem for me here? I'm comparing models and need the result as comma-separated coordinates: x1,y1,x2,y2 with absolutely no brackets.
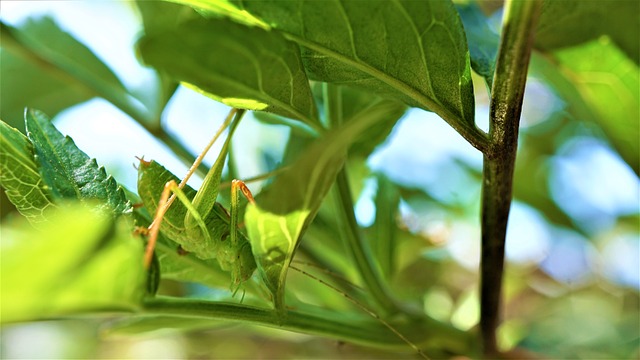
322,83,404,315
138,297,474,355
480,0,542,356
334,169,399,315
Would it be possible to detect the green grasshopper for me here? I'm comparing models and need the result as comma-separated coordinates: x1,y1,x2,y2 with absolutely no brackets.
137,108,428,358
138,108,257,289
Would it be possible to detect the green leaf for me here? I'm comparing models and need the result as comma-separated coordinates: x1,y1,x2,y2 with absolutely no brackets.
137,16,319,127
0,49,94,132
136,1,200,36
1,203,146,323
235,0,476,129
245,206,309,308
25,109,131,215
245,101,406,308
165,0,269,28
455,2,499,86
536,0,639,64
0,120,55,224
0,19,136,127
532,40,639,174
1,18,152,125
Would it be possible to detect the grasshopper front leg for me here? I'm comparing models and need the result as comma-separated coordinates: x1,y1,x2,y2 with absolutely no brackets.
143,180,211,268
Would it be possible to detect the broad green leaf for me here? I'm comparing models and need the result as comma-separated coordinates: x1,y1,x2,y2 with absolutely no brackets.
245,207,309,309
0,19,138,127
245,101,406,308
1,204,146,323
25,109,131,215
536,0,639,64
455,2,499,86
0,49,93,132
532,40,639,174
0,120,55,224
137,17,319,127
235,0,476,130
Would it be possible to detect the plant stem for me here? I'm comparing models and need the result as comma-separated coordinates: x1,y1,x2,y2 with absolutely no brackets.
322,83,405,316
334,169,400,315
480,0,542,356
138,296,474,355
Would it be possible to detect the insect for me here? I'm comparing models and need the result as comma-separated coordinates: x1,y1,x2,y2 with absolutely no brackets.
137,109,428,358
138,108,257,290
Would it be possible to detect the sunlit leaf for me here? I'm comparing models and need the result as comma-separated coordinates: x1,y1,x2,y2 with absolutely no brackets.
25,109,131,215
245,101,406,308
137,17,319,126
166,0,269,29
0,119,55,224
532,39,639,174
234,0,475,130
536,0,639,64
1,204,146,323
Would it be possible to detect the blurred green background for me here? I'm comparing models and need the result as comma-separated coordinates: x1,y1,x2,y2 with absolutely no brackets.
1,1,638,359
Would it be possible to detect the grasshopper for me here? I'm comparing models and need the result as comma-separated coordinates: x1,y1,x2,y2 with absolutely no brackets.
138,108,257,289
137,109,429,358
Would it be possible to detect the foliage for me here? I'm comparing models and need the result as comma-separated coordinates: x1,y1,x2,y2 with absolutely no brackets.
1,0,637,358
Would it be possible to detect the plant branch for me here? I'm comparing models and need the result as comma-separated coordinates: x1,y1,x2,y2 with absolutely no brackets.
480,0,542,357
334,169,404,316
138,296,474,355
321,83,406,315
